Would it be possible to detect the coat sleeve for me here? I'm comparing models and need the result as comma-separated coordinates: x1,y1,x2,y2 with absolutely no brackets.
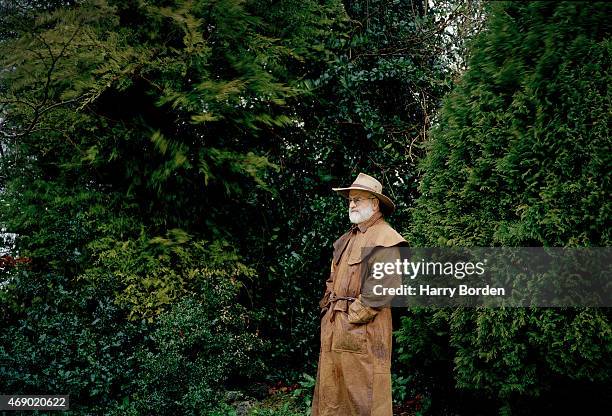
347,295,380,324
318,260,335,309
348,245,403,324
364,245,403,307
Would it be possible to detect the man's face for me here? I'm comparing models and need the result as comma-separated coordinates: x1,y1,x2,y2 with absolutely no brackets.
348,190,379,224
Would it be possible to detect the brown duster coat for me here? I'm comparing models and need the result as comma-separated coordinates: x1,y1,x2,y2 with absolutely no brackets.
312,211,407,416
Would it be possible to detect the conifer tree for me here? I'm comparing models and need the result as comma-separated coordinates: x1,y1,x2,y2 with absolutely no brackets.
401,2,611,413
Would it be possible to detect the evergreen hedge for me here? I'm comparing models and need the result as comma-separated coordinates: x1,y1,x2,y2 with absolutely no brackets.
399,2,611,414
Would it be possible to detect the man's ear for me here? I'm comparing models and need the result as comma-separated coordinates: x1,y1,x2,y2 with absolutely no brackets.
372,197,380,212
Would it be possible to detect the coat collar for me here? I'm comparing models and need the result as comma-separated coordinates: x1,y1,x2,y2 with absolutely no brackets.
334,211,384,265
355,211,383,233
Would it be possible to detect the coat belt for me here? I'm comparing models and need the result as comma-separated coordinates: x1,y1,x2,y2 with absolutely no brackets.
329,293,356,303
326,293,357,322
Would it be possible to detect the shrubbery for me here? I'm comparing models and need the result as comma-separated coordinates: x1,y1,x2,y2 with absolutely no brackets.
2,0,608,414
398,1,611,414
1,237,265,414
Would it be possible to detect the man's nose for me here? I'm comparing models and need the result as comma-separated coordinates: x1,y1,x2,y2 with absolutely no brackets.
349,200,357,208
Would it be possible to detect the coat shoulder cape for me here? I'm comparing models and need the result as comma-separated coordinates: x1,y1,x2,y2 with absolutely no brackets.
333,219,407,265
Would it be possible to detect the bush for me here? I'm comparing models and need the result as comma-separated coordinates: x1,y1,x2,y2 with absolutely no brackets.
129,296,264,415
399,1,612,414
0,268,148,414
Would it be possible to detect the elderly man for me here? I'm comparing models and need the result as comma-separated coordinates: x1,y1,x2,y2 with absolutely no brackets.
312,173,407,416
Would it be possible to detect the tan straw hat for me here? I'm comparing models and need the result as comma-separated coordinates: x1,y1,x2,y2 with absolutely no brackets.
332,172,395,214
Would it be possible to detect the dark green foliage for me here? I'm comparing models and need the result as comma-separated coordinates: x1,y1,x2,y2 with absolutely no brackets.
394,307,455,412
0,0,346,412
411,1,611,247
247,0,467,376
398,2,612,414
129,294,264,415
0,265,147,414
1,0,472,408
0,175,263,413
5,0,606,414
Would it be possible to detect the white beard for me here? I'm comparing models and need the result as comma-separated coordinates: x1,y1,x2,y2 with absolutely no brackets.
349,204,374,224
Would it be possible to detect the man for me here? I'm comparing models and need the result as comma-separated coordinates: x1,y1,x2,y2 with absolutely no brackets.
312,172,407,416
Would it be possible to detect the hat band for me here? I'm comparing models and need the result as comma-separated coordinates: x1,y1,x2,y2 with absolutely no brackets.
348,184,382,194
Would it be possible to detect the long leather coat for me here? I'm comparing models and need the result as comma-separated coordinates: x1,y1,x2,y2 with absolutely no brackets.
312,211,407,416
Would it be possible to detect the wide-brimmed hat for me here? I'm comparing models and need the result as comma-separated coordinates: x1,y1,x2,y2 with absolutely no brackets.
332,172,395,214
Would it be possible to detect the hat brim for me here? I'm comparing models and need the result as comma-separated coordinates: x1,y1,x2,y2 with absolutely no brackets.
332,185,395,214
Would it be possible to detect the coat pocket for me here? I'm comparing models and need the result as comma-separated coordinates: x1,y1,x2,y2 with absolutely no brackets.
331,312,367,354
